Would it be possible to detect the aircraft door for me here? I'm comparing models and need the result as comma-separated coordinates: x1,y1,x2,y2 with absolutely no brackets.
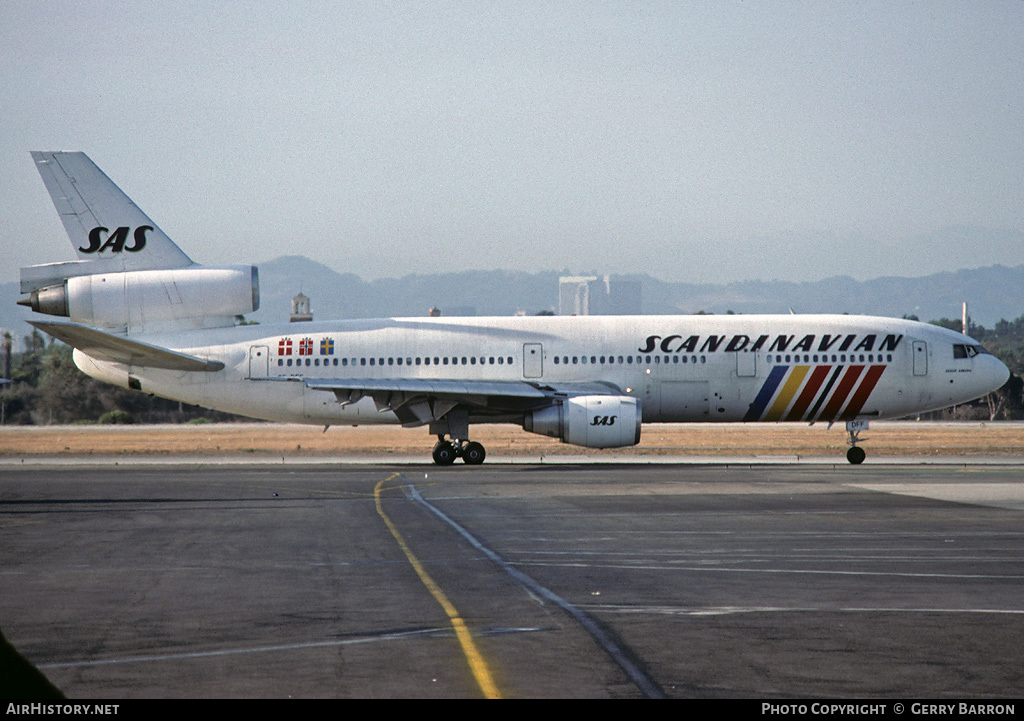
658,380,709,421
735,351,756,377
249,345,269,378
912,341,928,376
523,343,543,378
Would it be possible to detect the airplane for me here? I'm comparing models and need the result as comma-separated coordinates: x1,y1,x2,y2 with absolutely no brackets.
18,151,1010,465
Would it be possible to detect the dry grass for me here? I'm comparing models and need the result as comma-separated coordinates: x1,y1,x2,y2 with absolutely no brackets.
0,422,1022,458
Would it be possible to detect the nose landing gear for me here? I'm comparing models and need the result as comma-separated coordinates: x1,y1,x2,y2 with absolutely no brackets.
432,436,487,465
845,420,868,464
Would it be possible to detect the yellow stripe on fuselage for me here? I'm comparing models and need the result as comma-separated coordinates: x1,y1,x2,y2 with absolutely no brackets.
764,366,809,422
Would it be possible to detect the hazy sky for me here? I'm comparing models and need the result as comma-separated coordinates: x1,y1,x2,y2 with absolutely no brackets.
2,1,1023,285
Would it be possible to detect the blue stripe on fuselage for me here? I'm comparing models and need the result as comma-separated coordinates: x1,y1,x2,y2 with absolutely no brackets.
743,364,789,422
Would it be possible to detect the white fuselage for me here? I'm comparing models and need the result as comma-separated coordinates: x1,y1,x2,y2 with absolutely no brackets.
73,313,1009,429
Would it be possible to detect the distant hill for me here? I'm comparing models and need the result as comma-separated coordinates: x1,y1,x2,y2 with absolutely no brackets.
249,256,1024,328
3,256,1024,350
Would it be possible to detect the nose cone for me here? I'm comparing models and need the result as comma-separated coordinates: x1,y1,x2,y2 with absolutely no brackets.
981,354,1011,394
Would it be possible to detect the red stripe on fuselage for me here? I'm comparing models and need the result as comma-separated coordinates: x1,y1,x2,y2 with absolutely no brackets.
818,365,864,422
784,365,832,422
840,365,886,420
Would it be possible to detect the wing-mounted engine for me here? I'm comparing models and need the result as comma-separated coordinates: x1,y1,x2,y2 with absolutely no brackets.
523,395,642,448
19,264,259,333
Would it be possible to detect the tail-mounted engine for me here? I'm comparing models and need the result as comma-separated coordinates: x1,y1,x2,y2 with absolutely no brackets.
523,395,642,448
19,265,259,332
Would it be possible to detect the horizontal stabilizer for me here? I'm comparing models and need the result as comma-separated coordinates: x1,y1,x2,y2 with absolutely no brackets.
29,320,224,372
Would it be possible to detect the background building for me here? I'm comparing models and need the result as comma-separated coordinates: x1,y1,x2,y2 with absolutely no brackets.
559,276,641,315
290,292,313,322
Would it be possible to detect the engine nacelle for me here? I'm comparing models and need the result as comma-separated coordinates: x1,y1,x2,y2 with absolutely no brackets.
20,265,259,332
523,395,642,448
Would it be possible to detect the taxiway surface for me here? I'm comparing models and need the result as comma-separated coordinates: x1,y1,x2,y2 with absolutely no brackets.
1,462,1022,698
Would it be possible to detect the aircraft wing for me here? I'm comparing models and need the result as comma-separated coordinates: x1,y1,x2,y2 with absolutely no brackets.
304,377,625,426
29,320,225,372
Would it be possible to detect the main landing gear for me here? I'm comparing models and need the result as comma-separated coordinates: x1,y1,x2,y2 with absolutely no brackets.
432,436,487,466
845,420,868,465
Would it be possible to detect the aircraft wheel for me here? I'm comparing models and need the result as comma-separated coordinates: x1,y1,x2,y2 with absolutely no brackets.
432,441,458,466
462,441,486,465
846,446,866,465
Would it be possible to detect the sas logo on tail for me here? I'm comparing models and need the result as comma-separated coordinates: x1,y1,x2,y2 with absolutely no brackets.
80,226,151,254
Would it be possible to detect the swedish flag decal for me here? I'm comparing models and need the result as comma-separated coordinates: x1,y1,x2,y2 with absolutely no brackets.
320,338,335,355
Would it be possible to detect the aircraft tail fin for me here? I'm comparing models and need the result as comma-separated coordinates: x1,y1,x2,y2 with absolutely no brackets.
30,152,193,273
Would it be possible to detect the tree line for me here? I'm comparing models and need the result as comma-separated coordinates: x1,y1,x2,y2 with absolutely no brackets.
3,315,1024,425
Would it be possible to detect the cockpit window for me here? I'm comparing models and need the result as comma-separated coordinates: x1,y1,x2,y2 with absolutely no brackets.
953,344,990,358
